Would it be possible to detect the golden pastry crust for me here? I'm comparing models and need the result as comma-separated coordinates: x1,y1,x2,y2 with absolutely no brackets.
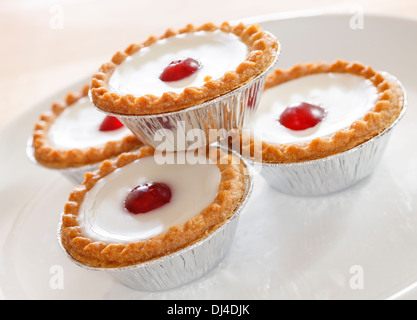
90,22,279,116
31,84,143,169
60,147,249,268
233,60,405,163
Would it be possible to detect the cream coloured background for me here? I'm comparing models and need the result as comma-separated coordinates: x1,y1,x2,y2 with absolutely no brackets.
1,0,416,129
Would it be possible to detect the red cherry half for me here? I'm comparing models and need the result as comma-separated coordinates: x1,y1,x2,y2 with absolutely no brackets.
279,102,326,131
159,58,201,82
124,182,172,214
99,115,124,132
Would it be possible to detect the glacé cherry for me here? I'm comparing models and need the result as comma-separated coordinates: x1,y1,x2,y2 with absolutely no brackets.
124,182,172,214
279,102,326,131
159,58,201,82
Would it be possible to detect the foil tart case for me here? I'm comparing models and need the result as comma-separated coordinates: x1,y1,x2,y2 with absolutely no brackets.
91,46,280,152
57,151,254,291
254,73,408,197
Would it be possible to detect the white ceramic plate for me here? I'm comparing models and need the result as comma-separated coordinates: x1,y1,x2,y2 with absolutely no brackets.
1,12,416,300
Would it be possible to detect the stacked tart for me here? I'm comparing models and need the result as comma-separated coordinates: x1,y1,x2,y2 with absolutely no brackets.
90,22,278,115
88,22,279,150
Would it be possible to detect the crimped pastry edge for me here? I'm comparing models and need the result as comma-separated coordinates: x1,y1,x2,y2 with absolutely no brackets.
31,84,143,169
90,21,279,116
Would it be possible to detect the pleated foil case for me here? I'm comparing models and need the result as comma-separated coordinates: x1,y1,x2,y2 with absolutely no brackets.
53,162,101,186
259,121,399,196
256,73,408,197
103,56,278,152
57,152,254,291
104,212,241,291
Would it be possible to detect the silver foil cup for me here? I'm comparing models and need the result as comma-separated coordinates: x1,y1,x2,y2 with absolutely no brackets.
52,162,101,186
93,51,279,152
254,74,407,197
57,151,254,291
25,137,102,185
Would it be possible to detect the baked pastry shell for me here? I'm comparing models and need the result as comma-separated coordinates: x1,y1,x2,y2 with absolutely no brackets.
57,146,254,291
239,71,407,196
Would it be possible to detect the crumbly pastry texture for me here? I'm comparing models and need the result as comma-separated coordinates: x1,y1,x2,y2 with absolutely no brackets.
31,84,143,169
60,147,249,268
233,60,405,163
90,22,279,116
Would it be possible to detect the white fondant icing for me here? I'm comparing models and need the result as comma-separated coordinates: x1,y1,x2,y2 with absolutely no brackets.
48,97,131,150
108,30,249,97
248,73,378,144
77,155,221,243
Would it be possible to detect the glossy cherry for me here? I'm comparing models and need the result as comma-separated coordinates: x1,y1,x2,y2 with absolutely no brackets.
124,182,172,214
279,102,326,131
99,115,124,131
159,58,201,82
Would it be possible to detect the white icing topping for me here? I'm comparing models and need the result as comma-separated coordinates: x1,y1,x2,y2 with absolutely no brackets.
248,73,379,144
48,97,132,150
108,30,249,97
77,155,221,243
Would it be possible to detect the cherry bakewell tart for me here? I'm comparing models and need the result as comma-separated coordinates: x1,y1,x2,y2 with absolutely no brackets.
29,84,143,183
231,60,406,195
59,146,252,290
88,22,279,150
